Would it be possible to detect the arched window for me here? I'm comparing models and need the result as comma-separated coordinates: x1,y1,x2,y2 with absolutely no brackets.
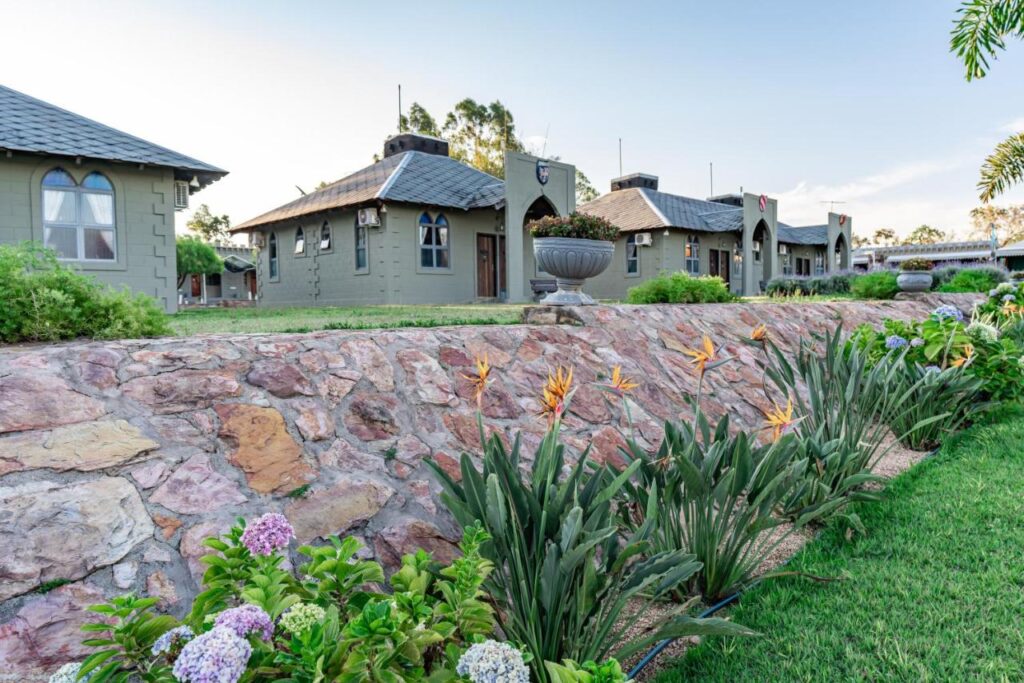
294,226,306,255
625,234,639,275
419,212,450,269
268,232,279,278
42,168,115,261
319,222,332,251
685,235,700,274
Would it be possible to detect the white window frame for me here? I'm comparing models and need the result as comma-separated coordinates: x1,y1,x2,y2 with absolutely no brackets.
294,226,306,256
625,234,639,276
753,240,762,263
41,168,117,262
418,212,451,271
355,223,369,273
319,222,332,251
268,232,279,280
814,249,825,275
685,235,700,275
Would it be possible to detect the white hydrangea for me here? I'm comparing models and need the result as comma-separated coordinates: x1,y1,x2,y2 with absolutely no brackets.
966,321,999,343
279,603,326,635
457,640,531,683
49,663,93,683
995,282,1016,295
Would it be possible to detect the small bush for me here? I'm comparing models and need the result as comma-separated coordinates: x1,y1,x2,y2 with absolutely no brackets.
527,213,620,241
938,268,1000,293
850,270,899,299
1011,270,1024,281
899,257,934,271
0,243,170,343
933,263,1007,290
766,273,855,297
627,272,733,304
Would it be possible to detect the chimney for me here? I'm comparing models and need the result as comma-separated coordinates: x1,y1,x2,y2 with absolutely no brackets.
706,193,744,207
611,173,658,192
383,133,449,158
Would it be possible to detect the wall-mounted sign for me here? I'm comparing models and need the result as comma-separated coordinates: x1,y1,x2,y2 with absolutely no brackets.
758,194,767,213
536,160,550,185
839,214,847,226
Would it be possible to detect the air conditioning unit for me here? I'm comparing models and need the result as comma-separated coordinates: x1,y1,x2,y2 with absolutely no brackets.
251,232,265,248
634,232,653,247
778,243,789,255
357,207,381,227
173,180,189,209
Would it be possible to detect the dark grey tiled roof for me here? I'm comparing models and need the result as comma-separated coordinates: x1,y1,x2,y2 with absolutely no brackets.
0,85,226,183
234,151,503,230
778,224,828,245
580,188,742,233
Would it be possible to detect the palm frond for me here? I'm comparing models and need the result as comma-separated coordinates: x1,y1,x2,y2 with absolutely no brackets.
979,132,1024,202
950,0,1024,81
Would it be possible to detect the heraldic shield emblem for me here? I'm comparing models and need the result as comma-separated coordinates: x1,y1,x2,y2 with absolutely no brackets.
536,159,550,185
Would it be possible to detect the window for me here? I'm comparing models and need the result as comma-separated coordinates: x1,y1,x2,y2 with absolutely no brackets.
206,273,222,287
42,168,115,261
419,212,450,269
814,249,825,275
294,227,306,255
779,244,792,275
685,235,700,274
355,223,368,272
625,234,639,275
268,232,279,278
753,240,762,263
319,222,331,251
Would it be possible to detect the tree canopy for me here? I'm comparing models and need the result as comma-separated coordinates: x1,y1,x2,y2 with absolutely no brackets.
176,236,223,288
971,203,1024,245
186,204,231,244
902,224,948,245
872,228,897,246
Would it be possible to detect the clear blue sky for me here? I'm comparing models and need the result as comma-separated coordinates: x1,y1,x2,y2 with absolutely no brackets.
5,0,1024,239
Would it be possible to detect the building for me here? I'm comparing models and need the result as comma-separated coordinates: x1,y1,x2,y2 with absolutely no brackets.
852,240,995,269
0,85,227,312
177,244,256,306
997,239,1024,272
231,133,574,305
578,174,852,297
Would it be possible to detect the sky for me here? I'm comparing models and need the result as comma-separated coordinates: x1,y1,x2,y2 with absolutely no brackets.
4,0,1024,242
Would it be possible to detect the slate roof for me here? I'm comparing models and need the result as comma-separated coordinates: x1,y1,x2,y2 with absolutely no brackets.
579,188,743,233
0,85,226,186
233,151,504,231
777,224,829,245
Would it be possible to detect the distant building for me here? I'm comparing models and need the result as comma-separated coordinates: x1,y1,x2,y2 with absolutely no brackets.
177,244,256,306
996,240,1024,272
0,85,227,312
853,240,995,269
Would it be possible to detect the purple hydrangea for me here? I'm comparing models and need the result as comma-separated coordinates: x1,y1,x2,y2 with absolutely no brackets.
1003,293,1016,303
885,335,908,350
910,337,925,347
172,626,251,683
214,605,274,641
932,305,964,322
924,365,941,373
152,625,195,656
240,513,294,556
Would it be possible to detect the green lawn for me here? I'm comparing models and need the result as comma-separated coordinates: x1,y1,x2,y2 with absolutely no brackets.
657,410,1024,682
168,304,527,336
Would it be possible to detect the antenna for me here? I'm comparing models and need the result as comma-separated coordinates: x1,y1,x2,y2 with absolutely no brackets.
618,138,623,177
295,185,306,196
397,84,402,133
709,162,714,197
541,123,550,158
820,199,847,212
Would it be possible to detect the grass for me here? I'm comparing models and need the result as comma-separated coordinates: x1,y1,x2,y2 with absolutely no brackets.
167,304,527,336
656,409,1024,682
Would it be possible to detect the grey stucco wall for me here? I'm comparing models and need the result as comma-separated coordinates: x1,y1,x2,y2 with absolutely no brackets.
0,155,178,312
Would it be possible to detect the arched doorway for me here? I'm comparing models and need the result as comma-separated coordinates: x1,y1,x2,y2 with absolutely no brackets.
522,196,559,298
833,232,850,270
751,219,774,293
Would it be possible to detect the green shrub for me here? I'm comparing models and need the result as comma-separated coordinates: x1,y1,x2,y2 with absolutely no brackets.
850,270,899,299
428,406,751,681
930,264,962,289
884,362,985,450
938,268,1000,293
527,213,620,241
0,242,170,343
766,273,854,297
627,272,733,304
899,257,934,271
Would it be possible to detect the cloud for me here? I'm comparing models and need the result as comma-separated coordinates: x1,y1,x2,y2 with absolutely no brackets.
522,135,548,156
1000,117,1024,133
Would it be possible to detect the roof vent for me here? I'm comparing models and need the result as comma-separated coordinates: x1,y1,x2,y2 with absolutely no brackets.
706,193,744,207
383,133,450,158
611,173,658,192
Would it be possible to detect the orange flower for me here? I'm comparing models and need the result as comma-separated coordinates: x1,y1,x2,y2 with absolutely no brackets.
538,366,573,421
951,344,974,368
751,324,769,343
605,365,639,395
461,353,492,407
683,334,717,376
763,399,797,441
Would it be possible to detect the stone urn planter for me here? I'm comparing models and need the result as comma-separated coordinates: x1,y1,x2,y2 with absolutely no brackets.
534,236,614,305
897,270,933,293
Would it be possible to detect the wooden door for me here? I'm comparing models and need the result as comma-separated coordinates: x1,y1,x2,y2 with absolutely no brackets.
477,234,497,297
190,274,202,297
709,249,720,278
719,251,730,285
498,236,507,298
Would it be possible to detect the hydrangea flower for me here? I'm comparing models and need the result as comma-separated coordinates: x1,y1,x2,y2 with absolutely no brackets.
214,605,274,641
885,335,908,350
456,640,530,683
910,337,925,347
932,305,964,322
172,626,252,683
241,513,294,556
989,289,998,297
49,663,93,683
279,603,326,635
1003,293,1016,303
152,625,195,656
924,365,942,373
966,322,999,343
995,282,1015,294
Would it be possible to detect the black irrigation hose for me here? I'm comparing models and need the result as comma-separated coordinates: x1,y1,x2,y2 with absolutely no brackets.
627,591,742,679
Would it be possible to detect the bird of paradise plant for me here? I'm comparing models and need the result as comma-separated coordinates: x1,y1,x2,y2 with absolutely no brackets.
461,353,492,410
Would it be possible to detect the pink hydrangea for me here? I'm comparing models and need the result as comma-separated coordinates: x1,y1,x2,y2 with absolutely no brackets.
214,605,274,641
240,513,294,556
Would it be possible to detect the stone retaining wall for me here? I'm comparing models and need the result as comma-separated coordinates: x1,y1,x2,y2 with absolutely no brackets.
0,295,979,678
